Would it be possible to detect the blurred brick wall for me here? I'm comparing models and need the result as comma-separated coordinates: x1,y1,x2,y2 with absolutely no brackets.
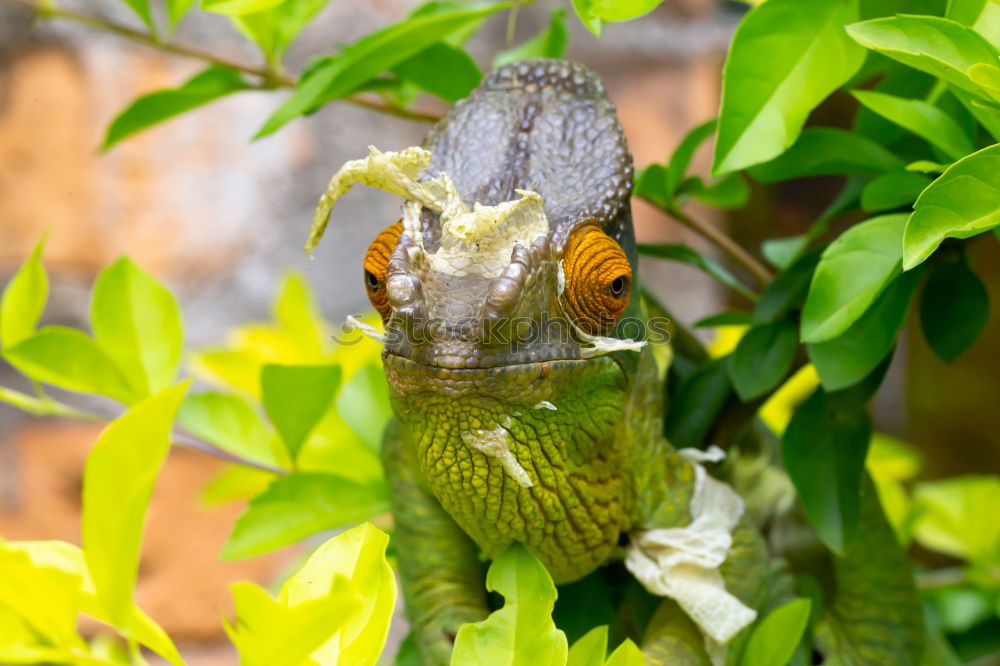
0,1,735,662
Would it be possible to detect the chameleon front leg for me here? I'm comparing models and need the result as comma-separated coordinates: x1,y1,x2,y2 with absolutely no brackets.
381,420,490,666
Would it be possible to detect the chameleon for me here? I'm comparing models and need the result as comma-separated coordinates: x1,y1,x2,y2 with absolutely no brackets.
308,60,925,665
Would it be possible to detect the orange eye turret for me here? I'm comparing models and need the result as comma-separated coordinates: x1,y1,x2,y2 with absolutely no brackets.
560,225,632,335
363,221,403,318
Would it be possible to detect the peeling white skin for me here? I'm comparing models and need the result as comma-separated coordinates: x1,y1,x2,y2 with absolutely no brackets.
461,427,533,488
534,401,557,411
625,446,756,665
309,146,547,278
344,315,385,344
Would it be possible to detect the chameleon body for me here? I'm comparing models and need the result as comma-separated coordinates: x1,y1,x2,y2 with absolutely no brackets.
362,60,751,664
311,60,923,665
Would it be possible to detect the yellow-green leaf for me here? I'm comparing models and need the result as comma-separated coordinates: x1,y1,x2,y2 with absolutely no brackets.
851,89,975,160
912,476,1000,566
179,391,281,468
451,543,568,666
224,579,360,666
7,540,184,666
0,544,83,651
83,382,190,628
567,625,608,666
3,327,136,404
605,639,646,666
0,236,47,348
279,522,396,665
91,257,183,398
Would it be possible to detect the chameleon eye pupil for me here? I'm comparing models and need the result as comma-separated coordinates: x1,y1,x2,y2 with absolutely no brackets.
610,276,627,298
365,270,380,290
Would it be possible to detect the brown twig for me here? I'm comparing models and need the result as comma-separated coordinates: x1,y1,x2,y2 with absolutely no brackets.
2,0,442,123
663,203,774,286
0,385,285,474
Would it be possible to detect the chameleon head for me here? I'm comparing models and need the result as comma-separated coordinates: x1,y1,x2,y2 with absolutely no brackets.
310,61,642,579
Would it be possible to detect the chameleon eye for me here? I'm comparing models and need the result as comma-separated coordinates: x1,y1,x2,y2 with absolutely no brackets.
560,225,632,335
363,220,403,318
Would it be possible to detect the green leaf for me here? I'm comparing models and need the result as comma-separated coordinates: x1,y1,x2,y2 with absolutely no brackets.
694,311,753,328
801,214,907,343
663,358,733,448
912,475,1000,565
222,473,389,559
846,15,1000,97
740,598,812,666
851,90,975,160
391,42,483,103
902,143,1000,270
860,171,932,212
919,253,989,362
968,61,1000,104
451,543,568,665
748,128,903,183
633,164,670,208
680,172,751,210
605,639,646,666
103,67,248,150
179,391,280,467
493,9,568,68
666,119,716,198
567,625,608,666
256,2,509,137
782,388,872,553
571,0,603,36
950,0,1000,43
808,270,921,390
91,257,183,398
713,0,866,174
121,0,156,34
224,578,359,666
336,363,392,449
83,382,190,628
637,244,758,301
1,236,47,348
203,0,286,14
167,0,198,29
279,522,396,665
232,0,331,64
260,363,341,460
754,249,822,324
3,327,136,404
728,320,797,401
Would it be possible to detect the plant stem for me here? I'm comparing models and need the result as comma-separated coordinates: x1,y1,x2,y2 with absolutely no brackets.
663,203,774,286
3,0,442,123
0,385,285,474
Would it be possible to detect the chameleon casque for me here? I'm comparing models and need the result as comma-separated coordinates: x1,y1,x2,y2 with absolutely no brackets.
308,59,924,665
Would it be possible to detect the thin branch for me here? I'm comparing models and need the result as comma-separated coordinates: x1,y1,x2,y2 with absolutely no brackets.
650,199,774,285
3,0,442,123
0,385,285,474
